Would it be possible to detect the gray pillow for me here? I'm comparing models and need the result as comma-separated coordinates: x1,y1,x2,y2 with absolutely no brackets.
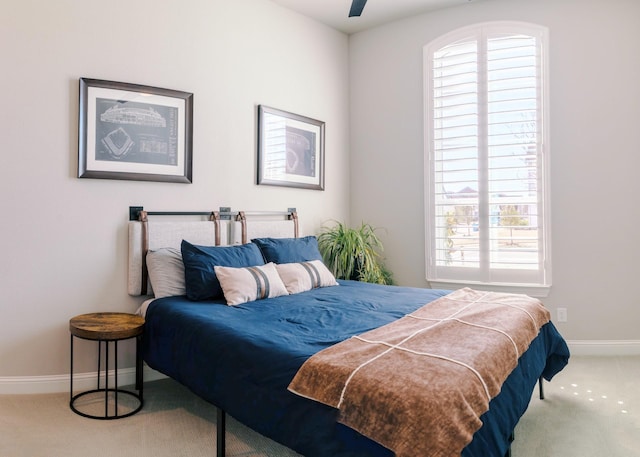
146,248,185,298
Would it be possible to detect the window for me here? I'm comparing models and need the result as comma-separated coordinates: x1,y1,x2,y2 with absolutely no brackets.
424,22,550,295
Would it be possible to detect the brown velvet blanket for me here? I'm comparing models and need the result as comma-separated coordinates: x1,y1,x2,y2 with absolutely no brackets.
288,288,551,457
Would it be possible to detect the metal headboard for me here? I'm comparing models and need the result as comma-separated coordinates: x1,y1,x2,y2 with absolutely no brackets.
127,206,298,296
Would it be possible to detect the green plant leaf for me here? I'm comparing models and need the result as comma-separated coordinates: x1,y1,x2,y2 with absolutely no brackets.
317,221,393,285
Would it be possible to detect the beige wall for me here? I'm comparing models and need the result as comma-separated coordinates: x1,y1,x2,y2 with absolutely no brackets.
349,0,640,341
0,0,350,379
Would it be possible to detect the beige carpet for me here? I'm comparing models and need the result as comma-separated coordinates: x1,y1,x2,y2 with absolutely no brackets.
1,356,638,457
512,355,640,457
0,378,300,457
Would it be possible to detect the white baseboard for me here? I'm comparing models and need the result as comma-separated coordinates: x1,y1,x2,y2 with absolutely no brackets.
0,365,167,395
2,341,639,395
566,340,640,356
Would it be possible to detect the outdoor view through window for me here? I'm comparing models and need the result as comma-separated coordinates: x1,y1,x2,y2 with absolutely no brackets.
425,23,550,287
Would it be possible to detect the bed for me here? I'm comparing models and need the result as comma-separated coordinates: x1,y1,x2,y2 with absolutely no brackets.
128,208,569,457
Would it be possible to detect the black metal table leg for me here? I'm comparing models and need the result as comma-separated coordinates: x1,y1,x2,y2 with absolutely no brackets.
69,334,74,403
217,408,226,457
136,334,144,402
105,341,110,417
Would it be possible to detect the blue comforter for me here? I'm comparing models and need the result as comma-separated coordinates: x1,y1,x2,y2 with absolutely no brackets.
142,280,569,457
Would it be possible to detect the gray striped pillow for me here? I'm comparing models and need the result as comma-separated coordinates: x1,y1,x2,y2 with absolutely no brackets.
275,260,338,295
214,262,288,306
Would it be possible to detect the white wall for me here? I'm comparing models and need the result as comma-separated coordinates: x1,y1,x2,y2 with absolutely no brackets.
349,0,640,341
0,0,349,379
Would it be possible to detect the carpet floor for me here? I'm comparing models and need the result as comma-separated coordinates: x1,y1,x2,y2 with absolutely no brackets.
1,355,638,456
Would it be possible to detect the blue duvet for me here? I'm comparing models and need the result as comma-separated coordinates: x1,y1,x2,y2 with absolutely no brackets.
142,280,569,457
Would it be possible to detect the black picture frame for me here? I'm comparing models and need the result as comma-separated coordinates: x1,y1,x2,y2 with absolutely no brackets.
78,78,193,183
257,105,325,191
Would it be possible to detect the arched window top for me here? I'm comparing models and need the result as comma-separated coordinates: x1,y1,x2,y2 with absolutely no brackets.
427,21,547,50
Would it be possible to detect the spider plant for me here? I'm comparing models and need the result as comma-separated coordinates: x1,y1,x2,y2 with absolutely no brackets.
317,221,393,285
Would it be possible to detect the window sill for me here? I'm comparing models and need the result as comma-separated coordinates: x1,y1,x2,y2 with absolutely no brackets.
427,279,551,298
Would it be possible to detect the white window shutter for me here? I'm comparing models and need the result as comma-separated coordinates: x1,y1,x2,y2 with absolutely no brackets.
425,22,551,292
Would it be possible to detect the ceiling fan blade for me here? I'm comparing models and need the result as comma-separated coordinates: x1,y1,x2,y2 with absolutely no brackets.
349,0,368,17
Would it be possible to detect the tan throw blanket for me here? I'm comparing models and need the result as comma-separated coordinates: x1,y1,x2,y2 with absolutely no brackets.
288,288,551,457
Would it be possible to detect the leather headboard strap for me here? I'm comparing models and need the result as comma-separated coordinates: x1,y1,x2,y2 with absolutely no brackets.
237,211,247,244
290,211,299,238
211,211,221,246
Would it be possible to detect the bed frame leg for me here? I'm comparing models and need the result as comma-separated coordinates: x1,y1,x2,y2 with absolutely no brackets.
217,407,226,457
503,378,544,457
504,431,514,457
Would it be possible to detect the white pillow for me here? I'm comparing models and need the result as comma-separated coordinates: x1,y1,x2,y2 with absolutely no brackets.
214,262,289,306
275,260,338,294
146,248,185,298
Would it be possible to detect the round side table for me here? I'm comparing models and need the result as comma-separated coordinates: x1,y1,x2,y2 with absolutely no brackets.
69,312,145,419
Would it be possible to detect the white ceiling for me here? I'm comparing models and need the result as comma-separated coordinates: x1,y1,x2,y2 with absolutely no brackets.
270,0,478,34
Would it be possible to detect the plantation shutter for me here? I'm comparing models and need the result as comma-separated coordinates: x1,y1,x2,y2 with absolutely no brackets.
425,23,550,291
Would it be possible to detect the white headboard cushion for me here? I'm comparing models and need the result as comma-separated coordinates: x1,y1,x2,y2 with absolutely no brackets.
230,220,298,245
127,220,229,296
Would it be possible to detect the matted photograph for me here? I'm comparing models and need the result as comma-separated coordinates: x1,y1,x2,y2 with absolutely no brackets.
78,78,193,183
257,105,325,190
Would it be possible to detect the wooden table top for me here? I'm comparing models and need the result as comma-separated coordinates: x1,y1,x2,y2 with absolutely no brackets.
69,312,145,340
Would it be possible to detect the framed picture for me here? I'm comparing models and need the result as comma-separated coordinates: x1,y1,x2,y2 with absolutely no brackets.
78,78,193,183
257,105,325,190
